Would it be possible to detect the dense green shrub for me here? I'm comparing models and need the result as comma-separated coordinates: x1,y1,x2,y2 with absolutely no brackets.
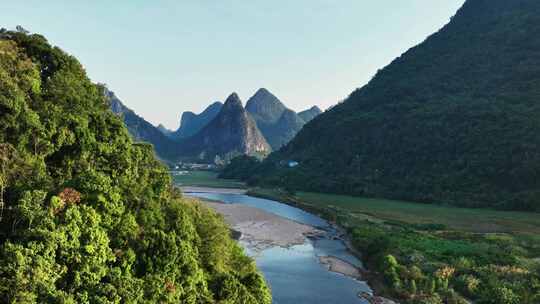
0,30,270,303
219,155,261,181
349,221,540,303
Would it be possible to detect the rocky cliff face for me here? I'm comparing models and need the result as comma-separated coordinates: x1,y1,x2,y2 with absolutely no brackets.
180,93,271,162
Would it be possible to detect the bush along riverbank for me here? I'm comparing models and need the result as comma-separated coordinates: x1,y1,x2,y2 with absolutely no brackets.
246,188,540,304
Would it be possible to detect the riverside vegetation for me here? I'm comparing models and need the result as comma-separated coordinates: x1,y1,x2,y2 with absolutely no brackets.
0,29,271,303
246,188,540,304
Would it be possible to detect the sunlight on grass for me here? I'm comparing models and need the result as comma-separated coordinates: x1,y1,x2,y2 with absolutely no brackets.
172,171,246,189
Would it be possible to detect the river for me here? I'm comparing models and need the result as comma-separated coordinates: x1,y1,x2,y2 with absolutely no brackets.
186,192,373,304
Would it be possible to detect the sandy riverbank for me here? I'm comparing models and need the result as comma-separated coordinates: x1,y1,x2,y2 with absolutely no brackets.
199,195,398,303
203,201,324,251
319,256,362,279
181,186,247,194
242,190,400,303
318,257,399,303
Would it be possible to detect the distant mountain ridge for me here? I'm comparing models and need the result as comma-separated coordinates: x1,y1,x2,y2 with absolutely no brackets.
245,88,287,124
108,87,321,163
298,106,322,123
106,89,177,160
245,88,321,149
172,101,223,139
267,109,306,150
157,124,173,136
178,93,271,162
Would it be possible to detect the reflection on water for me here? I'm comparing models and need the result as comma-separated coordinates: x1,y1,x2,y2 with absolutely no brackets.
187,192,371,304
247,241,370,304
313,238,364,269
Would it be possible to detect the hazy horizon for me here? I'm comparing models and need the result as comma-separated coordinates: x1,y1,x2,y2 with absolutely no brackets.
3,0,465,129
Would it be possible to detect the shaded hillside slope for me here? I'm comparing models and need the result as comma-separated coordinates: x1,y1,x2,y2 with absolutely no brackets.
244,0,540,211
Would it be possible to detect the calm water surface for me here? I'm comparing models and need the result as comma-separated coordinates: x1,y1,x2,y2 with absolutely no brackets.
187,192,372,304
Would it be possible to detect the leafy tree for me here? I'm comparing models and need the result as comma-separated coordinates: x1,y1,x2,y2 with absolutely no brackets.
219,155,261,181
0,30,270,303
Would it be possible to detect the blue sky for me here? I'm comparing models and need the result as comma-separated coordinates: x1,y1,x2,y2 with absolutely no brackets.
3,1,465,129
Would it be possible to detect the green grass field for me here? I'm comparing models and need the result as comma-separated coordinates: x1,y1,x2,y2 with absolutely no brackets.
250,188,540,235
172,171,246,189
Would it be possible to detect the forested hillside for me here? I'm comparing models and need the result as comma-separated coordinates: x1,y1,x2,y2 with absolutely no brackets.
0,29,270,303
242,0,540,211
107,89,178,161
